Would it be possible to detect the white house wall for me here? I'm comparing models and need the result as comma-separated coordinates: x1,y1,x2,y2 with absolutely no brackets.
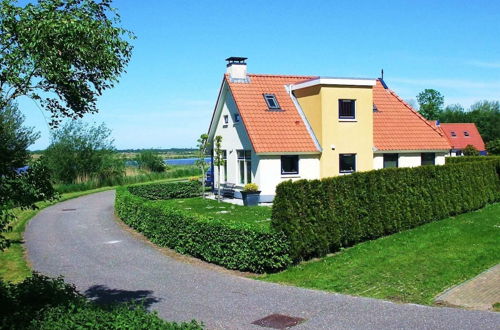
212,89,253,188
255,155,320,201
373,152,447,170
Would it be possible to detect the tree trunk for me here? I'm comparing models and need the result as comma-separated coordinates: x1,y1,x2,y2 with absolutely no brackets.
217,165,221,202
201,167,205,199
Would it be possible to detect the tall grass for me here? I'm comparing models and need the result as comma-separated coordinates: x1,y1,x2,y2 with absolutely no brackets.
55,165,200,193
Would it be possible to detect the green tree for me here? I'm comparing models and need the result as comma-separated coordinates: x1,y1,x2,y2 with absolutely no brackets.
135,150,166,173
416,89,444,120
213,135,224,202
0,0,134,126
486,139,500,155
195,134,208,198
0,103,55,250
462,144,480,156
43,121,124,184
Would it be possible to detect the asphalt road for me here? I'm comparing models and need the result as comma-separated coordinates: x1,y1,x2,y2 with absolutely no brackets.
25,191,500,329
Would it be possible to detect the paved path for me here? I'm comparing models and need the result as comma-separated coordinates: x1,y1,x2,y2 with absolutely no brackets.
25,191,500,329
436,264,500,311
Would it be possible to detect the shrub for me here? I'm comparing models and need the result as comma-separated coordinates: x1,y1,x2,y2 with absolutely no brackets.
243,183,259,192
445,156,500,164
487,139,500,155
0,273,200,330
135,150,167,172
271,160,500,262
463,144,480,156
128,181,201,200
115,187,291,273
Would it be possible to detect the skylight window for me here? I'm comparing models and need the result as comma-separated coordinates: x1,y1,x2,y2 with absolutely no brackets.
263,94,280,110
464,131,470,136
451,131,456,137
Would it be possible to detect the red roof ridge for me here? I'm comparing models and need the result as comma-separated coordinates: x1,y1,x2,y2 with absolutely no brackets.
385,87,445,137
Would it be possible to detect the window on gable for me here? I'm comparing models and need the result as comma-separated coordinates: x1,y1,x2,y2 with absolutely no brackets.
339,154,356,173
263,94,280,110
281,155,299,175
451,131,457,137
339,99,356,119
234,113,240,123
223,115,229,125
464,131,469,137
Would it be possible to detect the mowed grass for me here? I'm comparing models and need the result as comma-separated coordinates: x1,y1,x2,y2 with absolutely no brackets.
0,177,192,283
260,203,500,305
159,198,272,231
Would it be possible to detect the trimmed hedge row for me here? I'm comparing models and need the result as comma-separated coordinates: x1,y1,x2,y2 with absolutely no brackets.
272,160,500,262
446,156,500,164
128,181,201,200
115,187,291,273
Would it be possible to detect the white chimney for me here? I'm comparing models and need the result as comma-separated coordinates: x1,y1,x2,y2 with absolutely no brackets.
226,57,248,82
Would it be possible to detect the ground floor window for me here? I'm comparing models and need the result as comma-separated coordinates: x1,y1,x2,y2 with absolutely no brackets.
339,154,356,173
281,155,299,175
237,150,251,184
383,153,398,168
421,152,435,165
222,150,227,182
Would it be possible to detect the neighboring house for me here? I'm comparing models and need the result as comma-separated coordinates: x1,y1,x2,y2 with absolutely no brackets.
207,58,451,201
438,123,486,155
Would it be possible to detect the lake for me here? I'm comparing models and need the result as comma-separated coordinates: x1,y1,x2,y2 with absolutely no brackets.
164,157,211,166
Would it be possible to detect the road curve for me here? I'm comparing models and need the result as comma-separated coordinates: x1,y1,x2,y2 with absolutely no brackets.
25,191,500,329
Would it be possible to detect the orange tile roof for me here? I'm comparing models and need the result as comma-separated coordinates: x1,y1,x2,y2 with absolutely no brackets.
373,80,451,151
226,74,319,153
439,123,485,150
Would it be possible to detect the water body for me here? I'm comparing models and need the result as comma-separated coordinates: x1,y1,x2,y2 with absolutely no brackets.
164,157,211,166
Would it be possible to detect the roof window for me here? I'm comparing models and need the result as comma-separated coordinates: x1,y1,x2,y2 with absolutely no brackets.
450,131,456,137
464,131,470,136
263,94,280,110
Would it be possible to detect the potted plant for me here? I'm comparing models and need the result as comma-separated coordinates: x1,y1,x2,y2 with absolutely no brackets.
241,183,261,206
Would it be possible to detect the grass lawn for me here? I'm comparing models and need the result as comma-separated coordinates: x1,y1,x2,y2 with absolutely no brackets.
159,197,272,231
260,203,500,305
0,176,192,283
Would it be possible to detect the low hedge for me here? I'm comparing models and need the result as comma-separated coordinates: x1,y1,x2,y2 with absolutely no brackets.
272,160,500,262
0,273,202,329
446,156,500,164
115,187,291,273
128,181,201,200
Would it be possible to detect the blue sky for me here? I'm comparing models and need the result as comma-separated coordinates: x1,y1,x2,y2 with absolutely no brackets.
20,0,500,150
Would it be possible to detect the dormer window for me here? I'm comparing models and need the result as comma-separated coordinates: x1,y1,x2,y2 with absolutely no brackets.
464,131,469,137
451,131,456,137
263,94,280,110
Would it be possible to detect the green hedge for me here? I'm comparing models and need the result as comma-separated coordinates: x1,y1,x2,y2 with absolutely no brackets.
115,187,291,273
0,273,202,330
445,156,500,164
271,160,500,262
128,181,201,200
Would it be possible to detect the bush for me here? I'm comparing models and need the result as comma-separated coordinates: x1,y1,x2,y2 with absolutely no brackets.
271,160,500,262
462,144,480,156
115,187,291,273
445,156,500,164
128,181,202,200
0,273,200,329
135,150,166,172
487,139,500,155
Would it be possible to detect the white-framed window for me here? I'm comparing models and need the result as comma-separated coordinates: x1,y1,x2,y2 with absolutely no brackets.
223,115,229,125
263,94,280,110
383,153,398,168
237,150,251,184
421,153,435,166
222,150,227,182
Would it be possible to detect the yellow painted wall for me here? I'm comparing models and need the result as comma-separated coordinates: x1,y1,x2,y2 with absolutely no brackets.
296,85,374,178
